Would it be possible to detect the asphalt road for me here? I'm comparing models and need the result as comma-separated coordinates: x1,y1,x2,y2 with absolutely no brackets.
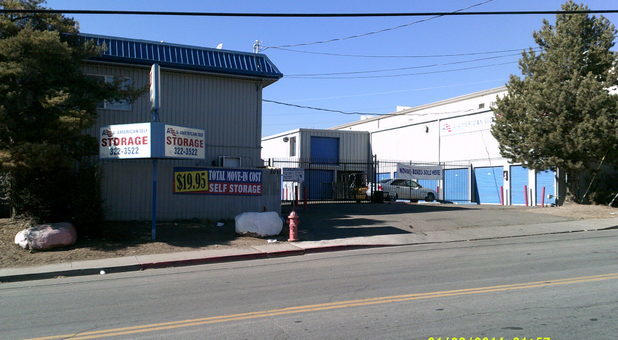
2,230,618,339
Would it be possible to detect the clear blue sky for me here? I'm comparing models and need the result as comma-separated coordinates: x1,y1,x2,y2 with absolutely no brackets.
45,0,618,137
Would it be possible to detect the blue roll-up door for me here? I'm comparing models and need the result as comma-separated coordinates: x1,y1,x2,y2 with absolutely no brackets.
444,168,469,202
474,166,503,204
310,136,339,164
305,169,334,200
536,170,556,205
377,172,391,181
418,180,439,193
510,165,529,205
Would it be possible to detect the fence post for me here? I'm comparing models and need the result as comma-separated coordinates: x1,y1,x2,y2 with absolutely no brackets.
530,187,534,207
524,185,528,206
409,161,413,202
373,155,378,199
303,182,307,209
469,164,474,203
541,186,545,207
441,162,445,201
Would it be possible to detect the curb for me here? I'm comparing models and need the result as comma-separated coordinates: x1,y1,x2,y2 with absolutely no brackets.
2,226,616,283
0,245,384,283
0,265,142,283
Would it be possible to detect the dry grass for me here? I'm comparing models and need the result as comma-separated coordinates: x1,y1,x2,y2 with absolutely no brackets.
0,219,273,268
523,201,618,220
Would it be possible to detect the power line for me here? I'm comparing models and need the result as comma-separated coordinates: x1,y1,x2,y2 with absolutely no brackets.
2,9,617,17
284,79,505,102
262,99,386,115
263,99,495,118
287,61,516,79
267,47,538,58
286,53,522,77
263,0,495,49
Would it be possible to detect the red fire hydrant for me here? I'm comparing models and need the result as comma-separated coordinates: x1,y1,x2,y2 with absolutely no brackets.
288,210,299,242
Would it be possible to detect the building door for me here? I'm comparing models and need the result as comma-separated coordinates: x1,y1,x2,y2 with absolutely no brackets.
536,170,556,206
510,165,529,205
310,136,339,164
444,168,469,202
474,166,503,204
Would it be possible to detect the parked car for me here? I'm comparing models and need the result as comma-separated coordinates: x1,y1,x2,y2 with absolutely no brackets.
366,178,437,202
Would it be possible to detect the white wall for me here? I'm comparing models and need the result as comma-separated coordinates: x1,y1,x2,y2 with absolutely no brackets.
261,131,300,161
335,87,507,134
332,88,507,165
439,111,502,163
371,121,440,162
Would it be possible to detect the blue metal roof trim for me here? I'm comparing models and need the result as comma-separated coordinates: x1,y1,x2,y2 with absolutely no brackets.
79,33,283,81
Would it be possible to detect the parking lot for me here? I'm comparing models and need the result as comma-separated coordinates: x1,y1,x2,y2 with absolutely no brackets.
282,202,615,241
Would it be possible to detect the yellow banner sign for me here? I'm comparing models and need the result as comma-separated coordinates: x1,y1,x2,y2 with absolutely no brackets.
174,170,209,193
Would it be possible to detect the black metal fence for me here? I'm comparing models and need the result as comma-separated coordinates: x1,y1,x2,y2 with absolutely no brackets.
266,158,374,204
265,157,475,204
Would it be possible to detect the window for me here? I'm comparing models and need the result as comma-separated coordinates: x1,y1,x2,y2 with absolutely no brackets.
289,137,296,157
89,75,133,111
391,179,406,186
220,156,241,168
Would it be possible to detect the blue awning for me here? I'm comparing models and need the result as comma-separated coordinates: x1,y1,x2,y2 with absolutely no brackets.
79,33,283,84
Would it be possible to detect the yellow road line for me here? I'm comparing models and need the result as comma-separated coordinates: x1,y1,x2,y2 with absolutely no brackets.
28,272,618,340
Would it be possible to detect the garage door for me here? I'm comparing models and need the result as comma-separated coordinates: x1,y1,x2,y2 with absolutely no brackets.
418,179,440,195
444,168,469,202
474,166,503,204
310,137,339,164
510,165,529,205
536,170,556,206
305,169,334,200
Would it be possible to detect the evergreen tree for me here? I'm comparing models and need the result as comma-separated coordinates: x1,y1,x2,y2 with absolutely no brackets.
0,0,138,226
492,1,618,203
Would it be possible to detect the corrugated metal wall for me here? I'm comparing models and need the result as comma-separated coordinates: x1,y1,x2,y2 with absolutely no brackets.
84,63,280,220
100,162,280,220
84,63,263,167
298,129,370,162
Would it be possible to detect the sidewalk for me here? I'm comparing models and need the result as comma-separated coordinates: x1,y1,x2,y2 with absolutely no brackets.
2,216,617,283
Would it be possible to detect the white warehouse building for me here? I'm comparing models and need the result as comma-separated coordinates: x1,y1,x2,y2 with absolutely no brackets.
262,87,562,206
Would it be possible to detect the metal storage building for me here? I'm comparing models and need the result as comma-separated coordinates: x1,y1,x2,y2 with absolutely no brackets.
262,129,371,201
82,34,283,220
261,87,560,206
332,87,560,206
